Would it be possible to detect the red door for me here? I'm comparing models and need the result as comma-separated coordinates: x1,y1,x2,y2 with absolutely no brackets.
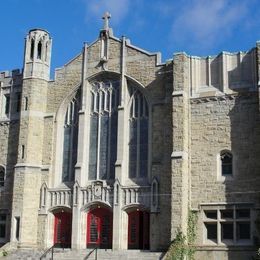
54,211,72,248
87,208,113,249
128,210,149,250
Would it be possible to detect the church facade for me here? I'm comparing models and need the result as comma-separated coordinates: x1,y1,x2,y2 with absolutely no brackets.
0,15,260,259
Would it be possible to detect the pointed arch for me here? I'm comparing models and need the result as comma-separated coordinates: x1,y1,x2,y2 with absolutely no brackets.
88,79,120,181
40,182,48,208
30,38,35,60
220,150,233,176
61,89,81,182
151,177,159,212
128,83,149,179
37,41,42,59
52,84,82,186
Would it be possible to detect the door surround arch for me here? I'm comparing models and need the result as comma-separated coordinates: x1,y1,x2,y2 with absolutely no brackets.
86,204,113,249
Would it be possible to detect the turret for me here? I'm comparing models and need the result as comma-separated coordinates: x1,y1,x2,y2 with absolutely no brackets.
23,28,52,80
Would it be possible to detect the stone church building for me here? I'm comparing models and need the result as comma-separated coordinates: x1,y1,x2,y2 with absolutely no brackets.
0,14,260,259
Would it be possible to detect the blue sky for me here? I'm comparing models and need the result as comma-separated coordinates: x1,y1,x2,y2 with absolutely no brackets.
1,0,260,73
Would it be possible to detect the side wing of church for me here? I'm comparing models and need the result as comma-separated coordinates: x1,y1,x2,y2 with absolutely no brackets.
0,15,260,259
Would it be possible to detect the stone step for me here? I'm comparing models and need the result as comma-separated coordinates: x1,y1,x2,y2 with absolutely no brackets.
3,249,164,260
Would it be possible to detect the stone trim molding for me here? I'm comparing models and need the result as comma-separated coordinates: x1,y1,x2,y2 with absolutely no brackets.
172,90,185,97
171,151,188,160
14,163,42,169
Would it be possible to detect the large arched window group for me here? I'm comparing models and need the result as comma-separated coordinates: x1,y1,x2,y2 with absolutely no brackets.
88,80,119,180
61,79,149,183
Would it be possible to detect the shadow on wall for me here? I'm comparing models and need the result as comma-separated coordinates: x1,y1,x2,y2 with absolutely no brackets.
146,63,173,250
225,50,260,260
4,97,21,245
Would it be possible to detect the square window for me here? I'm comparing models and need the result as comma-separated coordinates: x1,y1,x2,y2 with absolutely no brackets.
221,210,233,219
203,207,252,246
0,215,6,221
205,223,217,241
237,222,250,240
205,211,217,219
221,223,233,240
236,209,250,219
0,224,5,238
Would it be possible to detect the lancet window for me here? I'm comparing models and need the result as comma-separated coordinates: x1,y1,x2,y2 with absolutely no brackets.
88,81,119,180
30,39,35,60
221,150,233,176
62,90,81,182
37,41,42,59
128,86,149,178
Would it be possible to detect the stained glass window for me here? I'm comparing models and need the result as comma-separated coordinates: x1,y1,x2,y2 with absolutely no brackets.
128,86,149,178
62,90,81,182
88,81,119,180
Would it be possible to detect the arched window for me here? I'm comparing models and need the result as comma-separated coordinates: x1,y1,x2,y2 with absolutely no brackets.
30,39,35,60
0,167,5,187
128,85,149,178
37,41,42,59
45,43,48,62
62,90,81,182
88,80,119,180
221,150,232,176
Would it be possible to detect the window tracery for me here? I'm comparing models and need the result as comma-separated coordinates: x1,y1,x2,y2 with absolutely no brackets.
88,80,119,180
128,86,149,179
62,90,81,182
221,150,232,176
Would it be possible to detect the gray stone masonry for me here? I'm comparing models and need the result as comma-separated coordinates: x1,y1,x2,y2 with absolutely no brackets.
0,22,260,260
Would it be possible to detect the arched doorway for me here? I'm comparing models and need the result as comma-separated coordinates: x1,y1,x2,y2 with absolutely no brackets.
86,207,113,249
128,209,149,250
53,210,72,248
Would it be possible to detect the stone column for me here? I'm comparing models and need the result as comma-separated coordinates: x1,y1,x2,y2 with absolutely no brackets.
71,184,81,249
72,43,88,249
112,181,128,250
112,36,128,250
171,53,190,238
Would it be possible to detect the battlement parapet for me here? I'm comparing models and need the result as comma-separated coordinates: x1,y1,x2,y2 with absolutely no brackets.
187,48,257,97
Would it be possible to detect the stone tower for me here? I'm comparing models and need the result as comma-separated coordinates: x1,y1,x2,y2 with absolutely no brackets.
23,29,52,80
10,29,52,248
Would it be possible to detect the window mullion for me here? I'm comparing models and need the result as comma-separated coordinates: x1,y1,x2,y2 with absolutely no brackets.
217,209,221,245
107,89,112,179
233,205,236,244
136,95,141,178
68,102,74,182
96,91,101,180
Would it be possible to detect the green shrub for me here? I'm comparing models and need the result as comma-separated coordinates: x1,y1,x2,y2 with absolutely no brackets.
166,210,198,260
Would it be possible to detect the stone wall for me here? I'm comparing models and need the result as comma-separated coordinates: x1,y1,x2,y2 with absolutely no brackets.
190,93,260,209
2,27,260,258
0,70,22,244
189,49,257,97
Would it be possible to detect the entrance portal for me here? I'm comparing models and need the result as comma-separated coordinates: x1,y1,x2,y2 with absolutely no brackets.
87,207,113,249
128,210,149,250
53,211,72,248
